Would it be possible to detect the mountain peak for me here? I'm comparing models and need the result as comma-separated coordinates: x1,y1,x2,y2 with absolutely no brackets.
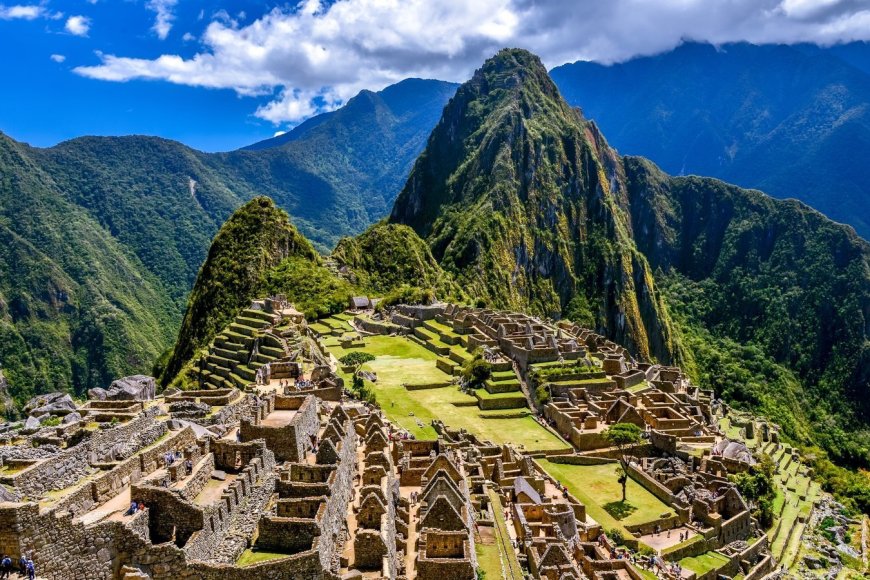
390,49,681,365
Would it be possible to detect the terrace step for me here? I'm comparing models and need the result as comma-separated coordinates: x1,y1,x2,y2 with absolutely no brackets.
260,345,284,358
229,322,260,337
242,308,279,324
213,346,247,363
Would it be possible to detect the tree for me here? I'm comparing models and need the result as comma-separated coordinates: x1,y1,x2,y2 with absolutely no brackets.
339,352,376,368
602,422,643,502
461,350,492,390
730,454,776,527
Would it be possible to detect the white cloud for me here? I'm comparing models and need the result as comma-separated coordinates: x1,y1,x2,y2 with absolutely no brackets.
273,130,287,137
73,0,870,124
50,53,66,63
147,0,177,40
182,32,195,42
0,4,44,19
65,15,90,36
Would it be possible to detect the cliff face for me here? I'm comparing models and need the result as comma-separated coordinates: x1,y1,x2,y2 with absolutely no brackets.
391,49,682,364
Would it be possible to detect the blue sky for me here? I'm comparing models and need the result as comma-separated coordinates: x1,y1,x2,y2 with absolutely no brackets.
1,1,285,151
2,0,870,152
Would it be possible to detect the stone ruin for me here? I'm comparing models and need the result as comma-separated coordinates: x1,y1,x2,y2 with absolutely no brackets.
0,300,794,579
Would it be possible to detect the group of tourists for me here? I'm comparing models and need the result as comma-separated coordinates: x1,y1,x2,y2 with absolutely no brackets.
278,378,314,391
125,499,146,516
0,554,36,579
163,450,182,467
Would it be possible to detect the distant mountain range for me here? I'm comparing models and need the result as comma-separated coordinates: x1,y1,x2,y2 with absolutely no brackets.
0,78,457,406
552,41,870,238
2,40,869,452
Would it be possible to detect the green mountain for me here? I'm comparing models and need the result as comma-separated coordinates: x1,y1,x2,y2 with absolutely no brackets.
0,133,177,410
390,49,870,470
332,222,458,296
550,41,870,239
160,197,320,385
0,78,456,407
390,49,682,365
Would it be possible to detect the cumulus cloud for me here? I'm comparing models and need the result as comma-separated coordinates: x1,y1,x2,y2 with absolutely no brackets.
65,15,90,36
73,0,870,124
50,53,65,63
147,0,177,40
0,4,44,19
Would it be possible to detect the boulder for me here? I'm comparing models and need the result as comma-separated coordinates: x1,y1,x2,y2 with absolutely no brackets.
62,411,82,425
24,392,74,415
90,375,156,401
30,394,76,417
87,388,108,401
22,415,42,433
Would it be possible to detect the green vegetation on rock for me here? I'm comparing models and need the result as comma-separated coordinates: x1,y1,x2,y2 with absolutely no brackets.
390,48,683,365
161,197,320,385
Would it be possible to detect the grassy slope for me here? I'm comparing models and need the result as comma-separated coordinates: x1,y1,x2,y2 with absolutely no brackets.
323,334,567,450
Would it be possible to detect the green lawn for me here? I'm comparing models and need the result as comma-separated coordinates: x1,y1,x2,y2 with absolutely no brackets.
475,541,503,579
325,335,568,450
679,551,730,576
538,460,673,535
236,549,289,567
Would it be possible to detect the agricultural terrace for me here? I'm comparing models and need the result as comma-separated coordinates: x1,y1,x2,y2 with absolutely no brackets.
321,332,569,451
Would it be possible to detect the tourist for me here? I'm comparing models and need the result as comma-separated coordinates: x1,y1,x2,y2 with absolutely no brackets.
138,500,145,512
1,554,12,579
17,556,26,577
185,459,193,476
126,500,138,516
25,559,34,580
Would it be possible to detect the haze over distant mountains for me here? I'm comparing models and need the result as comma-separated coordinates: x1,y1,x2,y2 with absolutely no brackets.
552,41,870,238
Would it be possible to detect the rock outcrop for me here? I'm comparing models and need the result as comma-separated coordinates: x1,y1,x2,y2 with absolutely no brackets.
88,375,156,401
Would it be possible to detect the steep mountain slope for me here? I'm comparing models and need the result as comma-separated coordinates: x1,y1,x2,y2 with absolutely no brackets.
625,158,870,462
391,48,870,468
0,133,177,410
30,136,241,303
391,49,683,364
550,41,870,239
161,197,320,385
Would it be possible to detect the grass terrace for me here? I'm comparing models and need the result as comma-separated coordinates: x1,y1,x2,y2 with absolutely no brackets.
236,548,290,567
325,335,568,450
679,551,730,577
537,459,673,537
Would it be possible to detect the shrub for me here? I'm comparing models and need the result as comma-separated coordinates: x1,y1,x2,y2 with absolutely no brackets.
339,352,376,367
461,350,492,389
607,527,626,546
41,416,62,427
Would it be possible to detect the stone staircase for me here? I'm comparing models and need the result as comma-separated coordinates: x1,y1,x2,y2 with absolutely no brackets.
192,308,286,390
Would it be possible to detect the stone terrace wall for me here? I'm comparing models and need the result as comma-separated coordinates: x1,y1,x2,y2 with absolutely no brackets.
9,408,165,500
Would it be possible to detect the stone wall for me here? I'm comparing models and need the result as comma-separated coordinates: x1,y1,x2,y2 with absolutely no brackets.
240,395,318,462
